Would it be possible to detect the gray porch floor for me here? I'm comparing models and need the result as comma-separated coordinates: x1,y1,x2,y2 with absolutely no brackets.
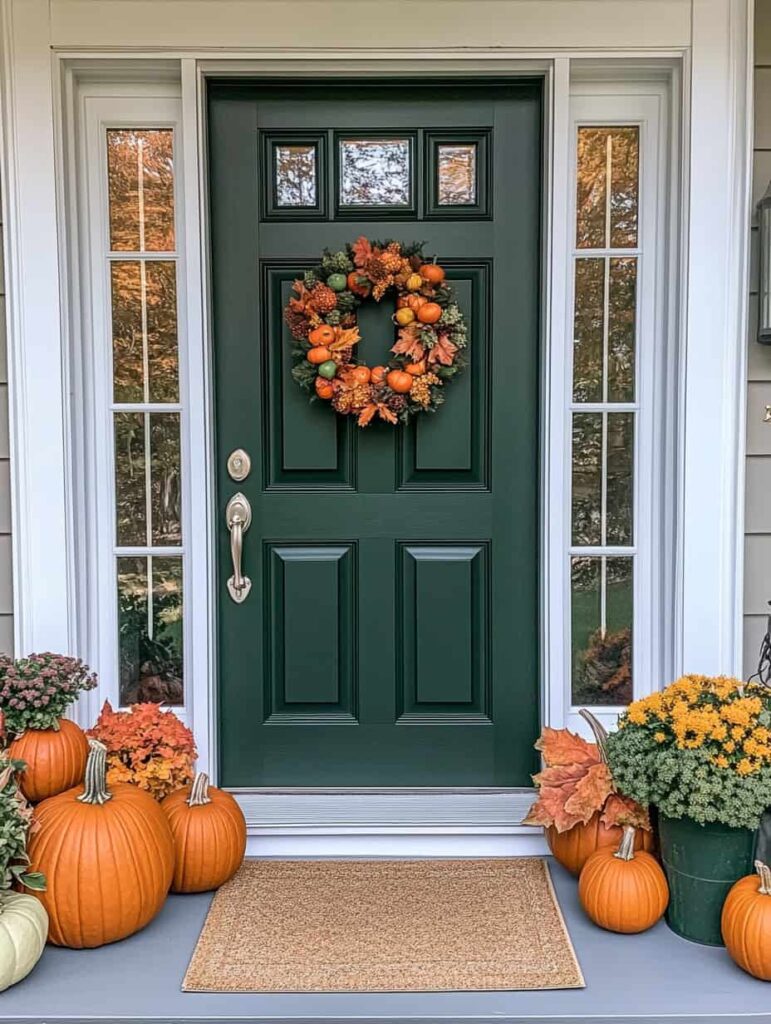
1,858,769,1024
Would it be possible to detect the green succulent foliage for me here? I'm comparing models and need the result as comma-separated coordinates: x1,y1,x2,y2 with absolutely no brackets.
291,358,318,392
0,758,46,893
303,270,319,289
606,725,771,830
320,250,354,276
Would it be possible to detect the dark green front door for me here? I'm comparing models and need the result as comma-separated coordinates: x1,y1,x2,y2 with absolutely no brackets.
209,79,542,787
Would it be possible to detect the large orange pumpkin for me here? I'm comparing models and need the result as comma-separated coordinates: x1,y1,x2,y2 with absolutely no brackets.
721,860,771,980
547,813,654,876
8,719,88,803
27,739,174,948
578,826,668,933
161,772,246,893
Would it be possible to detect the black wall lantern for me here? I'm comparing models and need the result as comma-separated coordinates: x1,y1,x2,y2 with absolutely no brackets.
759,186,771,344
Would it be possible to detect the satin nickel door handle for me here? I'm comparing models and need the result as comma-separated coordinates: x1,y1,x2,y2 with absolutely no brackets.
225,492,252,604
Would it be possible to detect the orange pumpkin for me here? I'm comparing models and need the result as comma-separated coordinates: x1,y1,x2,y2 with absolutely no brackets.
419,263,445,285
307,346,332,365
350,365,371,384
405,360,426,376
315,376,334,400
308,325,335,346
405,294,427,311
347,271,369,297
416,302,442,324
370,365,387,385
547,813,654,876
161,772,247,894
27,739,174,948
386,370,413,394
8,719,88,803
721,860,771,979
578,826,668,934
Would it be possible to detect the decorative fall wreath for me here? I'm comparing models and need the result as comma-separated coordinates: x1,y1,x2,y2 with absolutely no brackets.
283,236,468,427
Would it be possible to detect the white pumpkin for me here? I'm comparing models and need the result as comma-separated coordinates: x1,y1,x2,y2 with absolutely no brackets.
0,893,48,991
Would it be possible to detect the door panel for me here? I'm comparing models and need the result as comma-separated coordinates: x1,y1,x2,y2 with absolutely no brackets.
209,80,542,787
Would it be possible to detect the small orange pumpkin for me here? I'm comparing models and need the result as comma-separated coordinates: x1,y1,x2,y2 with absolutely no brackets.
347,271,369,297
721,860,771,979
161,772,247,894
405,360,426,376
350,365,371,384
308,325,335,346
27,739,174,948
547,814,654,876
307,346,332,365
315,376,334,400
579,826,668,934
419,263,445,285
370,365,387,385
416,302,442,324
386,370,413,394
405,294,427,311
8,719,89,803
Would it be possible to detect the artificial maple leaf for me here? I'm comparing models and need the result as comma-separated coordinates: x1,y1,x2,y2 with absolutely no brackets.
358,402,398,427
351,235,374,269
427,332,458,367
601,792,651,831
563,761,613,823
328,326,362,351
524,764,588,832
536,725,599,767
391,327,425,361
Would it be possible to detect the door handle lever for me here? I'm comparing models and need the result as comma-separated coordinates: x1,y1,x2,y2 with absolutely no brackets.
225,492,252,604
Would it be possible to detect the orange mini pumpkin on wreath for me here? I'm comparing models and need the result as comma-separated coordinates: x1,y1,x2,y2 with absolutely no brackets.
283,237,468,427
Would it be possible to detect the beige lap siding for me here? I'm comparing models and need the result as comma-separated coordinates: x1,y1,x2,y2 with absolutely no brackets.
0,181,12,655
745,0,771,677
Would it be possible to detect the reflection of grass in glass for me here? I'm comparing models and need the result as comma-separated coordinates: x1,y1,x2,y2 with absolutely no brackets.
572,580,633,706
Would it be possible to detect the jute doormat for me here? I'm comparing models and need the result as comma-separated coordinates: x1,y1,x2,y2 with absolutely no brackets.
182,858,584,993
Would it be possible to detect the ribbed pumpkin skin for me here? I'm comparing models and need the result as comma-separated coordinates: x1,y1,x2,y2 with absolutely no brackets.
579,846,668,933
722,875,771,980
27,782,174,947
161,783,246,893
0,894,48,992
7,719,88,803
547,814,654,876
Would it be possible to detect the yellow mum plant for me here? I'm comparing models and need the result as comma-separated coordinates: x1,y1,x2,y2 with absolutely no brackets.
606,675,771,829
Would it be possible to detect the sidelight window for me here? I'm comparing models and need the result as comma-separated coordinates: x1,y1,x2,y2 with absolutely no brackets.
105,128,184,708
569,126,640,708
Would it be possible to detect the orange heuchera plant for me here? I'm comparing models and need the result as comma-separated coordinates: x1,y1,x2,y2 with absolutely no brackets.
523,714,650,833
88,701,197,801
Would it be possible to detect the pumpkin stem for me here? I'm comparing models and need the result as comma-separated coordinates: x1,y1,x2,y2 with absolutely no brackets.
579,708,609,764
187,771,212,807
77,739,112,806
614,825,637,862
755,860,771,895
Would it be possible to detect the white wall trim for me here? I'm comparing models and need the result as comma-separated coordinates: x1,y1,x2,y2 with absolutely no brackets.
678,0,753,677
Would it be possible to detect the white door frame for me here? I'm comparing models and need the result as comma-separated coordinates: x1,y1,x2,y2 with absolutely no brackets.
0,0,753,853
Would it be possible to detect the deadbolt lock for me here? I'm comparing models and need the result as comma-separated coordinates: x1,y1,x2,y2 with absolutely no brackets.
227,448,251,482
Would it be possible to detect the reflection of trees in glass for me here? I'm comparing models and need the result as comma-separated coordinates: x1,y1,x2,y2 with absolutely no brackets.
438,145,476,205
340,139,410,206
275,145,317,207
107,129,175,252
111,261,178,404
571,413,633,548
114,413,181,547
576,127,638,250
118,557,183,706
573,256,636,404
571,556,633,706
150,414,181,545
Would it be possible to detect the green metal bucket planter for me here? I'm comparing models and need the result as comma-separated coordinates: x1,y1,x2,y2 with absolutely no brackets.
658,813,757,945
